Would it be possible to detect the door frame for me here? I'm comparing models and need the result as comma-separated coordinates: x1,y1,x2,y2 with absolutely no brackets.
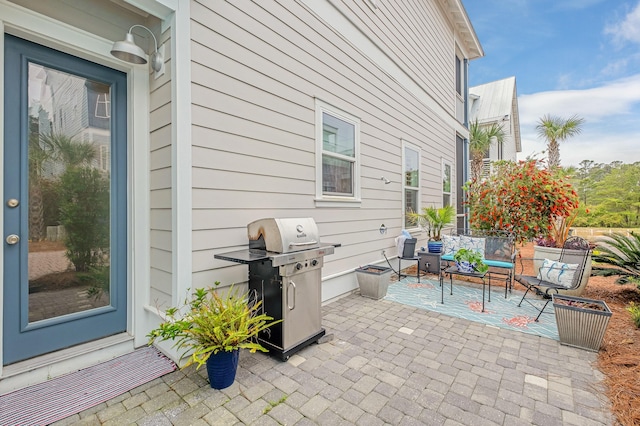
3,34,130,364
0,2,152,376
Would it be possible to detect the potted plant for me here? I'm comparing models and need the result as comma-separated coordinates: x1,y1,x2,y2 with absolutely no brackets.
552,294,612,351
406,204,455,253
453,248,489,274
355,265,393,299
147,283,281,389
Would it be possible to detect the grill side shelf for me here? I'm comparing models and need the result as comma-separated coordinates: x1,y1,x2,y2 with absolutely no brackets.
214,249,272,264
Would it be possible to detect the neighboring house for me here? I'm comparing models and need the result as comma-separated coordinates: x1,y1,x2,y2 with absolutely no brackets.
468,76,522,174
0,0,482,392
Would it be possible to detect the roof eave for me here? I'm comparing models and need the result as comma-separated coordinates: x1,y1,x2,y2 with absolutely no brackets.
443,0,484,60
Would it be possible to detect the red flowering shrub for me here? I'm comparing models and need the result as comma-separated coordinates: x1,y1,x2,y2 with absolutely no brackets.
465,160,579,244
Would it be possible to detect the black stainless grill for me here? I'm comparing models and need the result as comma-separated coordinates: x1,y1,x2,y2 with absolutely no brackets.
215,218,337,360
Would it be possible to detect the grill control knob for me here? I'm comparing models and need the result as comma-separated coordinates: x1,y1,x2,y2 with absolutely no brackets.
295,262,303,270
311,259,318,267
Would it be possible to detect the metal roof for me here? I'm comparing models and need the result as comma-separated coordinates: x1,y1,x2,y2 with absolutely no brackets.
469,76,522,152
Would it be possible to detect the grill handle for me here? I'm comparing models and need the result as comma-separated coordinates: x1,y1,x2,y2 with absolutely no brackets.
288,240,318,247
288,281,296,310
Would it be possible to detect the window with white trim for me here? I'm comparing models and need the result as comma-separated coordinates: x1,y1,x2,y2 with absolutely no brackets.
315,100,360,202
443,160,452,207
403,142,420,228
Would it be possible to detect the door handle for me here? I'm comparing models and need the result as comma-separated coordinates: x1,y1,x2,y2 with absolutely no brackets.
6,199,19,208
6,234,20,245
287,281,296,310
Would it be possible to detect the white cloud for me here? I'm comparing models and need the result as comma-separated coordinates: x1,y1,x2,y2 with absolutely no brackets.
605,1,640,44
516,73,640,167
518,74,640,126
518,128,640,167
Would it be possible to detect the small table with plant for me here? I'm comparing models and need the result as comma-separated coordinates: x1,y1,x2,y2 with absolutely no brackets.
440,248,490,312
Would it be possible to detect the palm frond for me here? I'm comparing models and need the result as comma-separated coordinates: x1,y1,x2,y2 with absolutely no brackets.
591,232,640,283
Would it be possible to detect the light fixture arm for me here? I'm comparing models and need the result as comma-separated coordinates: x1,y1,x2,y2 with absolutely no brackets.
128,24,159,56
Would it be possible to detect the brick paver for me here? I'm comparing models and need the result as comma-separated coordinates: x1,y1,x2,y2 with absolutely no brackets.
51,293,613,425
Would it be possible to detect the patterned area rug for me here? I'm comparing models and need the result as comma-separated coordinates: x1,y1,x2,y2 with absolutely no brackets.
385,277,559,341
0,346,176,426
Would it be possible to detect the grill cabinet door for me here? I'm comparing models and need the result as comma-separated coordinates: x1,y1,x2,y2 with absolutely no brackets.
282,269,322,349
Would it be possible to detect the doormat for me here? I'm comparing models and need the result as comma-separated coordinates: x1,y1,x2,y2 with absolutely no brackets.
385,277,559,341
0,346,176,426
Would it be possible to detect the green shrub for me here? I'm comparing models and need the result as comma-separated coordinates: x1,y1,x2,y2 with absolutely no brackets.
81,265,110,301
626,302,640,328
58,167,109,272
592,232,640,287
465,160,579,244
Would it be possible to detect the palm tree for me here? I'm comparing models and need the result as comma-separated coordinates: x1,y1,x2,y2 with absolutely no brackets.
469,120,506,181
28,115,57,242
41,132,97,167
535,114,584,169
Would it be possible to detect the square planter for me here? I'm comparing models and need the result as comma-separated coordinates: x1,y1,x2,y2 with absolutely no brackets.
355,265,392,300
552,294,612,352
418,251,441,274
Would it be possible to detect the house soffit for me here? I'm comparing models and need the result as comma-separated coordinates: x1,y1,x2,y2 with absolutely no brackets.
122,0,176,31
440,0,483,60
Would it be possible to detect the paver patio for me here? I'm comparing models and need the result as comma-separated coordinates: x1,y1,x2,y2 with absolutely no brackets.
52,291,613,425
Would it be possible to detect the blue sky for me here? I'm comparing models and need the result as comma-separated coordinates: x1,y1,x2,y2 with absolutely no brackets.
464,0,640,167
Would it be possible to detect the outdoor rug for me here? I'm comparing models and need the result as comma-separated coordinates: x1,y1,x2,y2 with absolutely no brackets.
0,346,176,426
385,277,559,341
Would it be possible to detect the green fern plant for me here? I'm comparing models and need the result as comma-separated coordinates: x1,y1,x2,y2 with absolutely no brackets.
148,283,282,369
591,232,640,286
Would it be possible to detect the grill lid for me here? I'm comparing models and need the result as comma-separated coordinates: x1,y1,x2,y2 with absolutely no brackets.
248,218,320,253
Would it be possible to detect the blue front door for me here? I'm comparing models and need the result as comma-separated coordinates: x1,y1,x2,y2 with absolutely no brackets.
3,35,128,364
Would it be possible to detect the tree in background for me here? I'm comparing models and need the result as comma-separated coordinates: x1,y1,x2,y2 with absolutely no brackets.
469,120,506,181
536,114,584,169
41,133,110,272
570,161,640,228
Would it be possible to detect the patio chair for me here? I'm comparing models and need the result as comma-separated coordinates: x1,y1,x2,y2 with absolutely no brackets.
516,236,591,321
398,238,421,282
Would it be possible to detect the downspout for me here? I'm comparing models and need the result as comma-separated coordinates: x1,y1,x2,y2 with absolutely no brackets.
463,58,470,231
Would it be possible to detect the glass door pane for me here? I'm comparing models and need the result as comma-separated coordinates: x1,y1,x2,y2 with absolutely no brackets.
27,63,112,323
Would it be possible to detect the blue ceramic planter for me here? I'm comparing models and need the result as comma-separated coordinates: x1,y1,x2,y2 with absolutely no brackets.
206,349,239,389
455,261,476,273
427,241,443,253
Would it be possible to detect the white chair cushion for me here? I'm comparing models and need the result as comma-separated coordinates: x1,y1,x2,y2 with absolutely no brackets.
460,236,485,258
442,235,460,256
536,258,578,288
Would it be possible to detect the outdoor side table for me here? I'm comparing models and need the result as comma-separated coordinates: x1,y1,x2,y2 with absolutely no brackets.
440,266,490,312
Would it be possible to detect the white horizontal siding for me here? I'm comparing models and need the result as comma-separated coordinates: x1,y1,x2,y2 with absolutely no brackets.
333,0,455,114
189,0,459,295
148,23,175,305
150,230,172,251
